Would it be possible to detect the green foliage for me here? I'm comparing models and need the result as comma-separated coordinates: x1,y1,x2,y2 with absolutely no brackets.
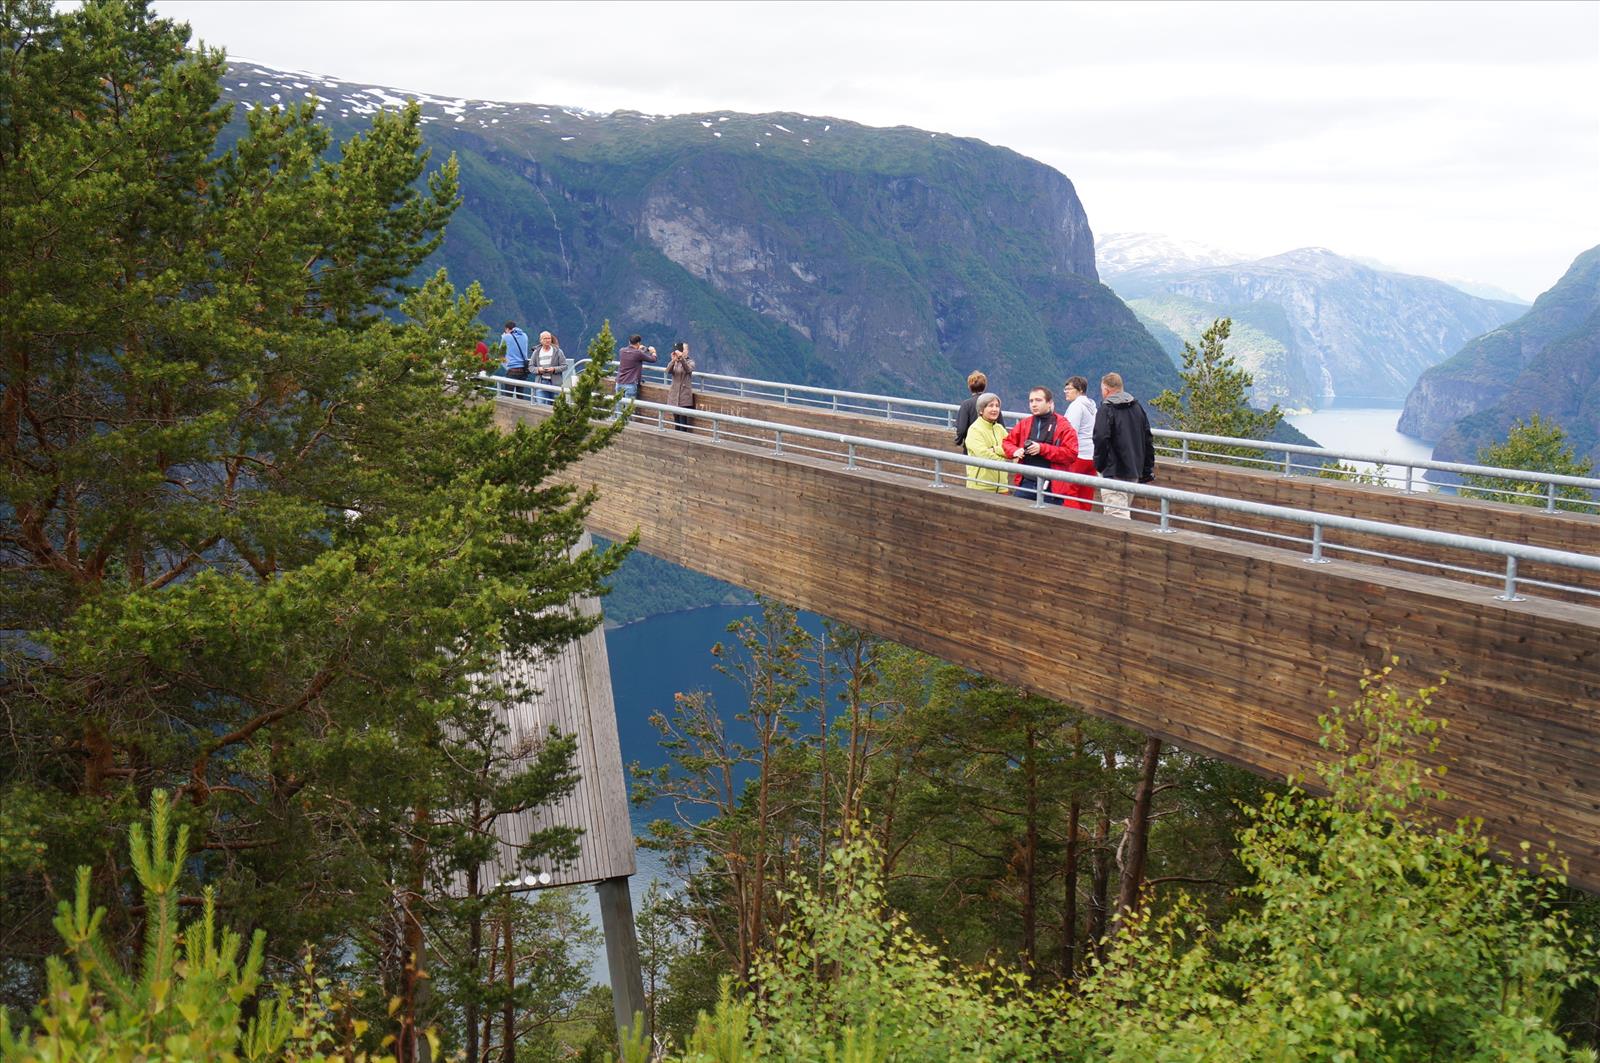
748,826,1055,1061
0,790,401,1062
650,668,1598,1061
1152,317,1285,463
0,0,627,1035
1317,460,1392,487
1059,665,1599,1062
1461,413,1596,510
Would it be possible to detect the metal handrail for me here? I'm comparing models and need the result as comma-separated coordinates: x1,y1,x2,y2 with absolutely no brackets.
562,359,1600,512
483,373,1600,603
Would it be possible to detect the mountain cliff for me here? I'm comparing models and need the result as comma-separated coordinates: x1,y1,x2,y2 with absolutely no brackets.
1110,247,1524,409
1401,245,1600,468
222,62,1176,403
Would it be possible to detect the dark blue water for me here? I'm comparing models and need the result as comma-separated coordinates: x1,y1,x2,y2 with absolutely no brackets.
574,603,820,980
605,603,824,830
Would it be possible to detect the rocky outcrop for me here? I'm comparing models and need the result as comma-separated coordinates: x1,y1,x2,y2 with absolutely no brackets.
1111,248,1523,408
1403,245,1600,469
219,62,1174,405
1400,246,1600,453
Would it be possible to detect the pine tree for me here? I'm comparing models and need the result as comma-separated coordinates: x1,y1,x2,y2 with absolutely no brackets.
1151,317,1283,464
0,0,626,1026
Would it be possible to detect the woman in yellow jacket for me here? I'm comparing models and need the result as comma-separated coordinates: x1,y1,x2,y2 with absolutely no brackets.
963,392,1010,492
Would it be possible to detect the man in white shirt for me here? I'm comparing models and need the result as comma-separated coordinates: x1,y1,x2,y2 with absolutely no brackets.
1060,376,1098,512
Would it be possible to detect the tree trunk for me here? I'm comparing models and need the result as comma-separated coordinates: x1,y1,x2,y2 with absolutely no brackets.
1112,736,1164,934
465,861,481,1063
1088,747,1115,957
1061,793,1081,983
398,804,429,1063
1020,724,1039,978
502,895,516,1063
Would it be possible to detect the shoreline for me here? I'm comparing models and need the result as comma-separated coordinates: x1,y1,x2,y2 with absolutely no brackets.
601,596,759,632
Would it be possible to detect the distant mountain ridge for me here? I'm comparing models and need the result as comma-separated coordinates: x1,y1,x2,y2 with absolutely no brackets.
1106,244,1524,409
1400,245,1600,470
1096,232,1252,279
221,61,1177,405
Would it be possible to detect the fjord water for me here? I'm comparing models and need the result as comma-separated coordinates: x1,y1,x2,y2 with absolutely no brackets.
1285,403,1436,486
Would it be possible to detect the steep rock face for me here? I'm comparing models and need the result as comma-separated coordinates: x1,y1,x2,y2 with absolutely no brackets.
1408,246,1600,467
221,63,1172,404
1112,248,1523,408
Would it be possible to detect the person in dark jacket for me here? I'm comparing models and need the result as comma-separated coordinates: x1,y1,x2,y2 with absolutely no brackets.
615,334,657,405
953,370,989,449
1002,386,1079,505
1091,372,1154,519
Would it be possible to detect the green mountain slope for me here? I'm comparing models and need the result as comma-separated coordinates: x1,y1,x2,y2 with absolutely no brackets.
1400,245,1600,470
1400,246,1600,470
223,62,1177,405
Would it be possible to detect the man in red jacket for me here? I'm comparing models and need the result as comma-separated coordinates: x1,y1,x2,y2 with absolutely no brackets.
1003,386,1079,506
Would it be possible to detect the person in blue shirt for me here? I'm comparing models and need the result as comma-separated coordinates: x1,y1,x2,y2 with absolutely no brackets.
499,321,531,398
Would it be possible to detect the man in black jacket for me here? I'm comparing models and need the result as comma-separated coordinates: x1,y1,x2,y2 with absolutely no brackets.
1091,372,1154,519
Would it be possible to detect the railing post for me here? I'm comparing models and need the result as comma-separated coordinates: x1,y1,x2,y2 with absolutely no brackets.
1181,438,1191,464
774,430,784,455
931,459,945,488
1157,498,1173,533
847,443,857,470
832,394,839,412
712,418,720,442
1306,523,1331,564
1405,466,1414,493
739,381,747,400
657,408,664,430
1546,481,1558,512
1282,451,1293,477
1497,557,1524,602
782,386,789,406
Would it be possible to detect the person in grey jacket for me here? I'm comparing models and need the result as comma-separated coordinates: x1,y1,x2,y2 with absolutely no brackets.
532,331,565,404
1091,372,1154,519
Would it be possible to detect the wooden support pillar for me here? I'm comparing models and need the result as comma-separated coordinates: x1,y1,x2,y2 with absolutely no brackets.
595,876,646,1042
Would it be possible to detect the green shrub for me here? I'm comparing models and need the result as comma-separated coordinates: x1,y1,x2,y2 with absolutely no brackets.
659,667,1600,1061
0,791,404,1063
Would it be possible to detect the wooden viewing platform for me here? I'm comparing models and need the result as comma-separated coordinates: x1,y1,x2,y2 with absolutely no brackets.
496,392,1600,890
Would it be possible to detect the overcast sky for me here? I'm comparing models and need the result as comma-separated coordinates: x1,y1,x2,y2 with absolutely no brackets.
153,0,1599,300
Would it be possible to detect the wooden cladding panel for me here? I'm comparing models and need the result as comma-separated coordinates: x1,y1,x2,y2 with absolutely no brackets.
638,385,1600,600
477,532,635,891
499,399,1600,888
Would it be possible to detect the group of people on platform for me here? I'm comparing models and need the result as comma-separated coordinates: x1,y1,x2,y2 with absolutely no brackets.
496,321,569,405
954,370,1154,519
495,322,1153,516
497,322,697,429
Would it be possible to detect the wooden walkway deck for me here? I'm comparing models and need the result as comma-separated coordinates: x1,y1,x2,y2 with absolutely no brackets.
498,396,1600,889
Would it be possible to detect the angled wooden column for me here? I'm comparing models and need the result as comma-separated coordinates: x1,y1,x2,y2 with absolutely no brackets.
596,876,647,1040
